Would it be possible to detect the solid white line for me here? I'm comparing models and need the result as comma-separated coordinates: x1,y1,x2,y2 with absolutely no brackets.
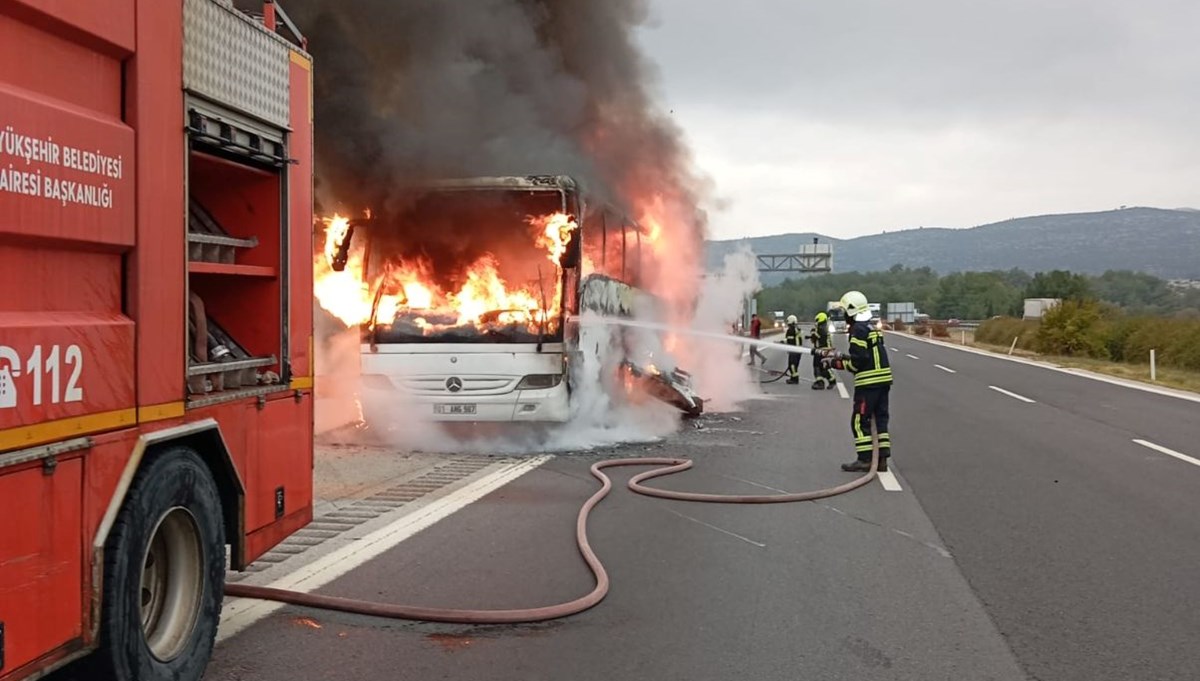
835,381,849,399
216,455,551,642
1133,439,1200,469
934,364,957,374
877,469,903,492
900,332,1200,405
663,507,766,548
988,385,1036,403
905,354,920,360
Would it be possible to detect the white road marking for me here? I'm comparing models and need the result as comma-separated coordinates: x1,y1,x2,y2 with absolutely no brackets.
889,347,900,352
934,364,957,374
1133,439,1200,469
988,385,1037,403
835,381,849,399
663,507,766,548
877,468,903,491
216,455,551,642
905,354,920,360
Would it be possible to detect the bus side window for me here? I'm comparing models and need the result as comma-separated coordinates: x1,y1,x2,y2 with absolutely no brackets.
582,205,605,274
563,268,579,316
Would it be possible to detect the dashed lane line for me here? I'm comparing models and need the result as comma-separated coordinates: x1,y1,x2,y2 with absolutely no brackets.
906,354,920,360
988,385,1037,403
934,364,956,374
835,381,849,399
1133,439,1200,469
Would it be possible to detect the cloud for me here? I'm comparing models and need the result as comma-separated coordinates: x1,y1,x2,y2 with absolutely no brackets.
638,0,1200,238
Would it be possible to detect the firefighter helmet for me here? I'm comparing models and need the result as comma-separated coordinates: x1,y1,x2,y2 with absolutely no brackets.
786,315,798,325
840,290,870,319
814,312,828,323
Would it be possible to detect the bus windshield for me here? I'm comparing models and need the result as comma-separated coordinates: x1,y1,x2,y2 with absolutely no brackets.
363,188,573,344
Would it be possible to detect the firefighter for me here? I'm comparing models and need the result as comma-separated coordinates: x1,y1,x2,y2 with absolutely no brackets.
808,311,836,390
784,314,803,383
822,291,892,472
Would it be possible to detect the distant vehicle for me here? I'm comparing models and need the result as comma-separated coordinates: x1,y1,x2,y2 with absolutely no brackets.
1023,298,1061,320
947,318,961,327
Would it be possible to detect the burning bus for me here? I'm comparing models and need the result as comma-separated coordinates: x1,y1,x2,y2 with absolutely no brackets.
316,175,702,423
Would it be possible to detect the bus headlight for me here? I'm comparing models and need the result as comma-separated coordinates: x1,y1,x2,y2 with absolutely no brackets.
516,374,563,390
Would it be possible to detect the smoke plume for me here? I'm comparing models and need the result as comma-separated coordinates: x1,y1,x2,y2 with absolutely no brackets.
288,0,709,309
287,0,757,446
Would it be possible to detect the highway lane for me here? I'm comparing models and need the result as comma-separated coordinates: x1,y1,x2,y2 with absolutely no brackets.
204,344,1027,681
888,334,1199,459
882,333,1200,681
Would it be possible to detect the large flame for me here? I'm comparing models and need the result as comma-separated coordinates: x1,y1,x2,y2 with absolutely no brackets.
314,212,578,334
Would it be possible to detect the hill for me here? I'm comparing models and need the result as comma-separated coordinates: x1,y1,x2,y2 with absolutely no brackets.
706,207,1200,284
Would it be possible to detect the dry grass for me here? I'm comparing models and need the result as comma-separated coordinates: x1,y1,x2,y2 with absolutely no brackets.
1046,356,1200,394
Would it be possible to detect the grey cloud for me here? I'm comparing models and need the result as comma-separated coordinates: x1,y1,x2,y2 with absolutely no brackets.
644,0,1200,121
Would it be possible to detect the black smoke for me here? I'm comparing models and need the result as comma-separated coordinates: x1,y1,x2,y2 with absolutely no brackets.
286,0,709,304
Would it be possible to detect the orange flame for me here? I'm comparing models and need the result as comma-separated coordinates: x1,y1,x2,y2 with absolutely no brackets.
314,211,578,334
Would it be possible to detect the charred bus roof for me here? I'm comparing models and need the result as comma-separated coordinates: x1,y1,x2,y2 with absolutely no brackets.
402,175,580,192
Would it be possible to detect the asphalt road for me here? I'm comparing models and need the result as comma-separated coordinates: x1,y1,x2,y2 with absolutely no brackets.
203,336,1200,681
883,333,1200,681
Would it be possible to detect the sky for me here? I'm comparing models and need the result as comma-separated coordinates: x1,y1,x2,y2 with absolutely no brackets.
635,0,1200,241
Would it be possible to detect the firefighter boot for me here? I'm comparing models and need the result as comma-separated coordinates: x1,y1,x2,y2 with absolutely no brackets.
786,377,800,384
811,379,825,390
841,457,888,473
826,379,837,390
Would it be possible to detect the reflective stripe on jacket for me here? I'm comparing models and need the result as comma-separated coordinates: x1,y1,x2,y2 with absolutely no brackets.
844,320,892,388
785,324,802,347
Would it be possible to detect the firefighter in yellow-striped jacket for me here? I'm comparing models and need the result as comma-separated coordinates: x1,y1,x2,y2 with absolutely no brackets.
821,291,892,472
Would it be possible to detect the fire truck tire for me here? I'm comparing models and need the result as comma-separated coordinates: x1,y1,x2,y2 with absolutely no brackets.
93,446,226,681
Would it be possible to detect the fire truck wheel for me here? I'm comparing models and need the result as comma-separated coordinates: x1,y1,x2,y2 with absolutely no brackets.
94,446,226,681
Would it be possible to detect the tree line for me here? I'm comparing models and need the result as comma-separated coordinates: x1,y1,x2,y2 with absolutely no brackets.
756,265,1200,321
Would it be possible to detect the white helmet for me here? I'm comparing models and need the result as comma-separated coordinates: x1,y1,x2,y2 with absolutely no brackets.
840,290,871,320
786,314,798,325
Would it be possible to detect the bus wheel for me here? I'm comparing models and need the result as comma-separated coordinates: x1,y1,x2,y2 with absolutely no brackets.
94,447,226,681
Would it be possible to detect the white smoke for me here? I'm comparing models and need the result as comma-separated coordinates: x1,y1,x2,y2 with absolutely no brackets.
675,246,763,412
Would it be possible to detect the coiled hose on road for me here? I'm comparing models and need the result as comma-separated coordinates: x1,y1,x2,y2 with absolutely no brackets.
224,439,880,624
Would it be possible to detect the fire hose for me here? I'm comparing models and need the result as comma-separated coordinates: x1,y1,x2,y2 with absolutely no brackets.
224,431,880,624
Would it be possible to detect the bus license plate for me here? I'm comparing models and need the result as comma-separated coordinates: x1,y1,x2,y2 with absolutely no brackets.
435,404,477,415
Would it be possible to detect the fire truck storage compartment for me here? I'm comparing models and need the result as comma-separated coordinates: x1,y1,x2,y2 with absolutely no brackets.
0,458,84,674
185,113,289,404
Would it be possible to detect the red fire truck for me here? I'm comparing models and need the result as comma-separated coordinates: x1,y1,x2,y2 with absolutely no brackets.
0,1,314,679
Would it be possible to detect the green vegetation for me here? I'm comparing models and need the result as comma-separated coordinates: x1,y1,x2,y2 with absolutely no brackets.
760,264,1200,390
977,307,1200,371
757,265,1200,320
973,317,1040,351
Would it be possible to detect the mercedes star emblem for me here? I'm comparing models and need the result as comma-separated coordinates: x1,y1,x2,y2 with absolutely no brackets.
445,377,463,393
